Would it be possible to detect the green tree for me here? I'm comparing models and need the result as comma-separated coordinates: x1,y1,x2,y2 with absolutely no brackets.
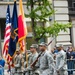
25,0,71,42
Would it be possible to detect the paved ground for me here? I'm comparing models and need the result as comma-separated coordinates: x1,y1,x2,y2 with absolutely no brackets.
4,70,68,75
4,69,75,75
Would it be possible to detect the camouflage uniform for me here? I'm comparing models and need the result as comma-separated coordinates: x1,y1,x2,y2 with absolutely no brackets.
34,42,54,75
35,50,54,75
14,52,23,75
24,44,38,75
56,44,66,75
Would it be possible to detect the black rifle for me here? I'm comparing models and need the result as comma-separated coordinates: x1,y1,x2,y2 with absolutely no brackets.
47,37,55,46
30,38,55,67
23,52,42,75
31,52,42,67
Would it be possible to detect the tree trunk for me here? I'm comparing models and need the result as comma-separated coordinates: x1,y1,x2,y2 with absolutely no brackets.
31,0,38,42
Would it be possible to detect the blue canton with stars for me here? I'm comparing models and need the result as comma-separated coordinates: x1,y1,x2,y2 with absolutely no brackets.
6,5,11,25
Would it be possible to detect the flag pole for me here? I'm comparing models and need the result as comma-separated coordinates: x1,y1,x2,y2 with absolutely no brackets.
25,39,28,67
47,37,55,46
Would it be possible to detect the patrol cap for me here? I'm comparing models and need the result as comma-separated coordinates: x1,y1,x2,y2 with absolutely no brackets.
30,44,38,49
39,42,47,46
55,44,63,48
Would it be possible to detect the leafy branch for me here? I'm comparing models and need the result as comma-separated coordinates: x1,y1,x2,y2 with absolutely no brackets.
35,22,72,41
25,0,72,42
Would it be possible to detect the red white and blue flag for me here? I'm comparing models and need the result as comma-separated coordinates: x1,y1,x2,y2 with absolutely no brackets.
2,5,11,62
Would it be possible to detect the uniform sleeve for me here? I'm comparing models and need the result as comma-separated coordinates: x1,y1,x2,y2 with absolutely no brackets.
14,56,21,68
15,61,21,68
32,54,38,63
58,52,66,70
35,58,40,68
46,53,55,70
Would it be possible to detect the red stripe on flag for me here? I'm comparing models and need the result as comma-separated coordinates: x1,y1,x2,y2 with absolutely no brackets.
2,39,9,54
5,33,11,38
2,24,11,62
5,26,11,31
2,5,14,69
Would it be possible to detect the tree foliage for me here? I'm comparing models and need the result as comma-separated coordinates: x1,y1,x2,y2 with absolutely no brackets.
25,0,72,42
35,21,71,40
26,0,54,21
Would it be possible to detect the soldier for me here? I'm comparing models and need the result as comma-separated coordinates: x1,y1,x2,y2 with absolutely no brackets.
14,48,23,75
55,44,66,75
24,44,38,75
34,42,54,75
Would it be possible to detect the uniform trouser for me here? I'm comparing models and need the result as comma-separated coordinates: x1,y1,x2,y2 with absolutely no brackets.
14,72,23,75
10,68,15,75
25,71,30,75
34,69,54,75
34,72,53,75
14,70,23,75
57,70,65,75
25,70,34,75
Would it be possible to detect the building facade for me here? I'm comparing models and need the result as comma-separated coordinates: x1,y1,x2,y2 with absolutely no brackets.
68,0,75,47
0,0,34,53
0,0,74,53
52,0,72,49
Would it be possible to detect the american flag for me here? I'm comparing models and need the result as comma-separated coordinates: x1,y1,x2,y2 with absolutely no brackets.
2,5,11,62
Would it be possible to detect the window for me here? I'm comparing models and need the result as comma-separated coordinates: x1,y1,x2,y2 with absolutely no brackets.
0,19,45,49
71,0,75,11
0,19,5,39
72,0,75,7
1,19,44,38
26,22,32,32
72,2,75,7
26,37,36,50
27,21,44,32
26,22,45,50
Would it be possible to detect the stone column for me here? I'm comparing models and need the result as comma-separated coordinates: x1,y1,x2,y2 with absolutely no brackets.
71,19,75,47
46,22,52,51
46,20,56,51
46,0,56,51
